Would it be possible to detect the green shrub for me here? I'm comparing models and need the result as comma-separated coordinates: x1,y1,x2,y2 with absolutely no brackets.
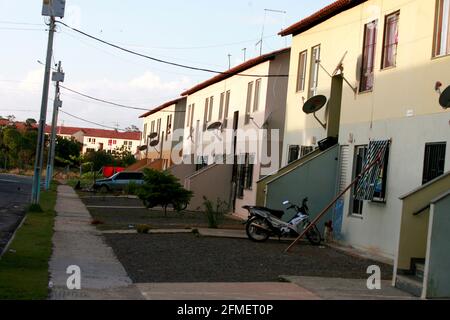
136,224,152,234
202,197,229,229
138,169,193,216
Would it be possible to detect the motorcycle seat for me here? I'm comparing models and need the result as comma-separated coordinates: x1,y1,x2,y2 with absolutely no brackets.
247,206,285,219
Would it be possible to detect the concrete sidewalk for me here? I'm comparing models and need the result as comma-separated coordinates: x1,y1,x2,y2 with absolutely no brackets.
48,185,143,300
280,276,417,300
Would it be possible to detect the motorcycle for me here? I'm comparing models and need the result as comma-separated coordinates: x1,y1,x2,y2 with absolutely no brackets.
243,197,322,245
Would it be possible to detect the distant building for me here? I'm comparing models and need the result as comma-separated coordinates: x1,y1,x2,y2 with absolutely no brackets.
44,125,141,155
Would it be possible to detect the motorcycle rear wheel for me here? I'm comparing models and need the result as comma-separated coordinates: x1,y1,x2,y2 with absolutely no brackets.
306,225,322,245
246,217,271,242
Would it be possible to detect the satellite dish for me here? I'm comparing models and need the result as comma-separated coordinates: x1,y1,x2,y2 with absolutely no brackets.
138,145,148,151
149,140,160,147
207,121,222,131
303,95,327,114
439,85,450,109
149,132,158,140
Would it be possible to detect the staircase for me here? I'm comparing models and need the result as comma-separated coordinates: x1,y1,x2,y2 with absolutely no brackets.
395,260,425,297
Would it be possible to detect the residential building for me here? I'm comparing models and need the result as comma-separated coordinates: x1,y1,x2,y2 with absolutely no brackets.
139,97,187,170
267,0,450,297
71,128,141,155
180,48,290,216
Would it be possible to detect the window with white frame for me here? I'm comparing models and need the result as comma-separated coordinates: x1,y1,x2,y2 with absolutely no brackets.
308,45,321,98
297,50,307,92
245,81,254,124
382,11,400,69
434,0,450,57
360,20,378,92
253,78,262,112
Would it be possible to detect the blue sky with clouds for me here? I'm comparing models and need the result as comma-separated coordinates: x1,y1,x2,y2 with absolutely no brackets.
0,0,334,129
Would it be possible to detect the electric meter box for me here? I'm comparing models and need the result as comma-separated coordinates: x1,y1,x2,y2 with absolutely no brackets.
52,71,65,83
42,0,66,18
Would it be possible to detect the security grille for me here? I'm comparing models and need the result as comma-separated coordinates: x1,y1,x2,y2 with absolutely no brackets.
355,140,390,201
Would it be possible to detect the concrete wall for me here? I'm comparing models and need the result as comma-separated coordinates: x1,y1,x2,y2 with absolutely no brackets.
395,172,450,271
265,145,339,233
184,164,233,212
256,149,321,206
425,192,450,298
283,0,450,260
168,163,196,183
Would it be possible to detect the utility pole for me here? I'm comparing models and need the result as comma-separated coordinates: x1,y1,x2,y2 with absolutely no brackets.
227,54,232,70
32,0,65,205
31,17,56,204
45,61,64,190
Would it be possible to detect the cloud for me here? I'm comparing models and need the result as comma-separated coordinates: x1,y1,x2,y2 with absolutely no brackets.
0,69,194,130
129,72,192,92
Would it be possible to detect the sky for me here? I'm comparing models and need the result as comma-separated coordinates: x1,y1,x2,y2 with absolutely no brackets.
0,0,334,131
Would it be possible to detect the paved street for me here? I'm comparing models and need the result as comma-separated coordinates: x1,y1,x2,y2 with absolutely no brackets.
0,174,32,255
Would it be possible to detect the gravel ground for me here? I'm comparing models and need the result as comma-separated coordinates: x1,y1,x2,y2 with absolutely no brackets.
104,233,393,283
81,195,244,231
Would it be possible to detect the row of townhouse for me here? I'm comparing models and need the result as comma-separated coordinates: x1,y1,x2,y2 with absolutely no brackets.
44,126,141,155
139,0,450,298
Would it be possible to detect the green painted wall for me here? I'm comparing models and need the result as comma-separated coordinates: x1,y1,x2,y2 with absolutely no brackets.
265,146,339,233
426,193,450,298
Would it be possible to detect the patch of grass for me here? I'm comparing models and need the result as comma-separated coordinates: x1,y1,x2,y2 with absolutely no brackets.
0,183,57,300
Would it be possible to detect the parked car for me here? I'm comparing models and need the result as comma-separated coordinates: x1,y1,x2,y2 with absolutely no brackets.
93,171,144,192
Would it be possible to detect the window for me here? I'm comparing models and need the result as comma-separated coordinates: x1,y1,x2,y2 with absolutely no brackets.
223,91,230,128
189,104,195,127
244,154,255,190
150,121,155,134
360,20,378,92
434,0,450,57
245,81,254,124
186,105,191,127
308,45,321,98
288,145,300,164
354,140,390,203
422,142,447,184
219,92,225,121
350,145,368,215
166,114,172,140
143,124,147,142
156,119,161,138
253,78,262,112
301,146,315,158
373,146,390,202
296,50,308,92
236,154,254,197
208,96,214,122
203,98,209,131
382,11,400,69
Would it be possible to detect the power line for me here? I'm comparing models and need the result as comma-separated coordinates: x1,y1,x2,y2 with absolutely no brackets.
56,21,289,78
59,110,128,132
59,85,185,113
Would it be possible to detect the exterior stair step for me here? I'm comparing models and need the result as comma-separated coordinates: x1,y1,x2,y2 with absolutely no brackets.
415,262,425,280
396,275,423,297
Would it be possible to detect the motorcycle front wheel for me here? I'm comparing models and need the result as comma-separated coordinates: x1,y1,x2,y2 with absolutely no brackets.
305,225,322,246
246,217,271,242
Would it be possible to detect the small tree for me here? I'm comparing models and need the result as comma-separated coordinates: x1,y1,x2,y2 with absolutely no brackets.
138,168,193,216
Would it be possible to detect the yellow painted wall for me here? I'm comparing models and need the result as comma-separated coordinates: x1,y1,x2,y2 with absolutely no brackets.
284,0,449,158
